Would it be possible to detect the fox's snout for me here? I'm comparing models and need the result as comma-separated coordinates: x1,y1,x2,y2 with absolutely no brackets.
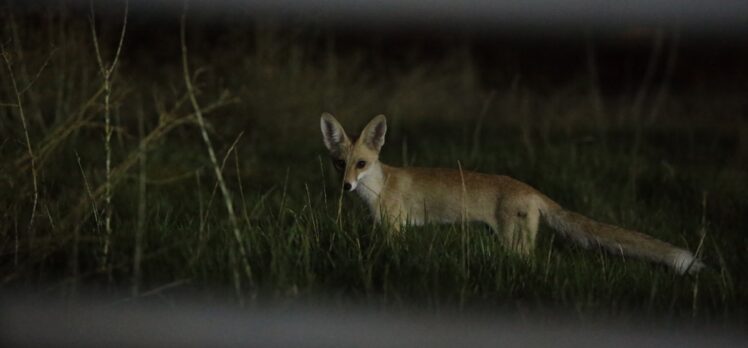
342,176,359,191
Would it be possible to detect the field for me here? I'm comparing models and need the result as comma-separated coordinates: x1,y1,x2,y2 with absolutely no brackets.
1,2,746,326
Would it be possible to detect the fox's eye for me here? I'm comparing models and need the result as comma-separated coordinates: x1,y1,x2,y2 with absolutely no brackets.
333,159,345,170
356,160,366,169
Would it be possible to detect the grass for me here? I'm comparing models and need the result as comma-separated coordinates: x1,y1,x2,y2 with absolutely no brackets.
1,3,746,326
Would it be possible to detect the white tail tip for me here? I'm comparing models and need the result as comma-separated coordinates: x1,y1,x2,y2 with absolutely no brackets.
672,250,705,275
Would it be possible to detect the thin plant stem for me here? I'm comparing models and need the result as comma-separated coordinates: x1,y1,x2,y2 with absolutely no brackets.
2,44,39,267
89,0,128,275
181,2,252,285
132,100,146,297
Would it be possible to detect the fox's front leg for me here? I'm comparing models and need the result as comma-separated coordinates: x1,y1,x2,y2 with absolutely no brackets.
373,203,407,234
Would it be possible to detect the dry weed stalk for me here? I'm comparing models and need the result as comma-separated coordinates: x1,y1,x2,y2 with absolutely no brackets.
2,44,39,261
181,3,253,288
132,101,146,296
13,86,104,171
89,0,128,272
61,94,234,249
6,9,46,129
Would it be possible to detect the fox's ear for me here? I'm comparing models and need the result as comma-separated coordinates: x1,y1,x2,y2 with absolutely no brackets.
320,112,349,152
361,114,387,152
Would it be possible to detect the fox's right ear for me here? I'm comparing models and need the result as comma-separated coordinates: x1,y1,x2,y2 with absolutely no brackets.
320,112,349,152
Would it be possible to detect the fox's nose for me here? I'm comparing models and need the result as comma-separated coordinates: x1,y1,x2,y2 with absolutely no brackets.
343,183,352,191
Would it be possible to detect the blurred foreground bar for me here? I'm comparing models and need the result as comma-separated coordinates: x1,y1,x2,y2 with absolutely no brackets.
1,295,746,348
58,0,748,37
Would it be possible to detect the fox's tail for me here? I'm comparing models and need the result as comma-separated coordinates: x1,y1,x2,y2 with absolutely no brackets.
539,199,705,275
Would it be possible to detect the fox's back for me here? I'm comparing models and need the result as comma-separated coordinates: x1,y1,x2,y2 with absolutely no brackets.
380,165,544,223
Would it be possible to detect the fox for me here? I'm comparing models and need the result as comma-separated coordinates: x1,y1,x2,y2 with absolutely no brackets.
320,113,705,275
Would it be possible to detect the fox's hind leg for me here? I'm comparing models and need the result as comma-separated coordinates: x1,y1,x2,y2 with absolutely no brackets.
523,207,540,255
497,198,540,256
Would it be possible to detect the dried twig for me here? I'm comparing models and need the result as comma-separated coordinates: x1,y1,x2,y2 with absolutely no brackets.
132,100,147,296
89,0,128,273
181,2,252,286
2,43,39,258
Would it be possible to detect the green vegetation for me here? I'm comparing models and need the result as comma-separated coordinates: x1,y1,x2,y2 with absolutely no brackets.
1,4,746,324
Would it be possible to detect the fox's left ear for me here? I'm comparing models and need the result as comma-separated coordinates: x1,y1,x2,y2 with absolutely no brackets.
361,114,387,152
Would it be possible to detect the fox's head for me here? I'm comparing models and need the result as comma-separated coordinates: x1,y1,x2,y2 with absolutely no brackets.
320,113,387,192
